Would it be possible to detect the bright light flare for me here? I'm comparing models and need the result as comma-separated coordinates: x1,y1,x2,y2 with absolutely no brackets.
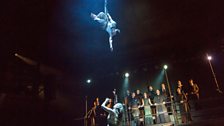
164,65,168,70
86,79,91,84
207,56,212,60
125,73,129,78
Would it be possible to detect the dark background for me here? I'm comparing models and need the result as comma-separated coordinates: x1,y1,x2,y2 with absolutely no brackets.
1,0,224,125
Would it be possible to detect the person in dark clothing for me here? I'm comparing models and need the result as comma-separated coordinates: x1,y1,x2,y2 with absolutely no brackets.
154,90,170,124
136,89,144,125
188,79,200,110
160,83,174,117
160,83,168,101
189,79,199,100
124,90,132,125
95,98,107,126
176,87,192,124
147,85,156,103
130,92,140,126
177,80,188,95
147,85,156,122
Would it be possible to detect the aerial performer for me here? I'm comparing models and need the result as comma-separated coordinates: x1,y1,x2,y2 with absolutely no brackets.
91,0,120,51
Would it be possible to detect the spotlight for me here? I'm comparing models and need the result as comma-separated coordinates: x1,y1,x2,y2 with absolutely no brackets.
207,56,212,60
125,73,129,78
163,65,168,70
15,53,18,57
86,79,91,84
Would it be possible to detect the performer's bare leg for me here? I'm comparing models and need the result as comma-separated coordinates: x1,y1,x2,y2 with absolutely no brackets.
109,36,113,51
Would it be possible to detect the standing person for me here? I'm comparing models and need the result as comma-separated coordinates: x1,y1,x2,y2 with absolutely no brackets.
89,98,105,126
176,88,192,124
160,83,173,118
90,0,120,51
101,98,124,126
177,80,188,95
147,85,156,103
113,89,118,105
154,90,170,124
89,101,97,126
130,92,140,126
142,92,154,125
136,89,144,125
147,85,156,122
188,79,200,110
189,79,199,100
160,83,168,98
95,98,107,126
124,90,132,125
124,90,131,107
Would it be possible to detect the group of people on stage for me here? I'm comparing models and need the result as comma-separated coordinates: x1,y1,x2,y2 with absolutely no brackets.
89,79,200,126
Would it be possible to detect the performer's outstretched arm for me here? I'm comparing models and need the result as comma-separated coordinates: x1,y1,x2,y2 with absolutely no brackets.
101,98,114,114
91,13,100,21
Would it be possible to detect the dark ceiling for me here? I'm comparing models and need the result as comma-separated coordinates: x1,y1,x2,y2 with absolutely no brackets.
1,0,224,77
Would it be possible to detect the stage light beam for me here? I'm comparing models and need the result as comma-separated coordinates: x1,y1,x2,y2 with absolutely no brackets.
163,64,177,122
206,54,222,93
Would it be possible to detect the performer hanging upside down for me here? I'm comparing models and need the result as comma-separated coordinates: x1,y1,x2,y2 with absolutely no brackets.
91,0,120,51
